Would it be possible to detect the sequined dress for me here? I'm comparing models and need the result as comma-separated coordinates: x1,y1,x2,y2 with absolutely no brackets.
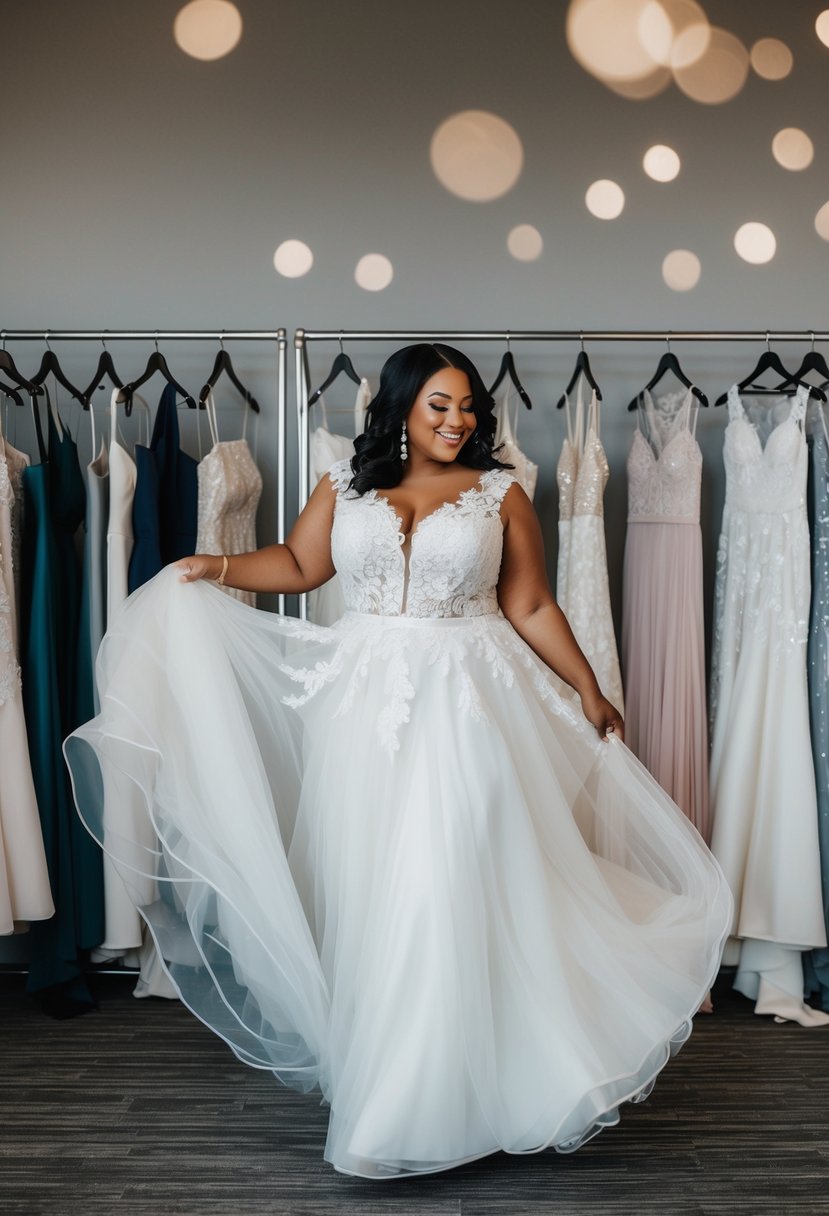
64,455,731,1177
709,384,829,1024
196,390,263,608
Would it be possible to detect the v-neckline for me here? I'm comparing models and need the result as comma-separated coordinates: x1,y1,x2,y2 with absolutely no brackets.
369,469,490,545
730,383,808,457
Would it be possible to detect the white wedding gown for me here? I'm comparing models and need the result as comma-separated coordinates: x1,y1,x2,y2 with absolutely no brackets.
64,456,731,1179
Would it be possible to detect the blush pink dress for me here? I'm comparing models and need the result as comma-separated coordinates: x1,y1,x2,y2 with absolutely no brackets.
622,387,710,842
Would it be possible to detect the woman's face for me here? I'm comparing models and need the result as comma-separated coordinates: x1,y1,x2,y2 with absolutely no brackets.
405,367,477,464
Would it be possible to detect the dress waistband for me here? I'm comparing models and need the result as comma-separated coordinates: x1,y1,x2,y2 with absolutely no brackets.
339,610,504,628
627,515,698,526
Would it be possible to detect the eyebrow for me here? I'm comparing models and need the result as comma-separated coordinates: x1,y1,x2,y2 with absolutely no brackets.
428,391,474,402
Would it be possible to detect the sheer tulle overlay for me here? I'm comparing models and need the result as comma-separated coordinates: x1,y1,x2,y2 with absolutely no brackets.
64,563,731,1179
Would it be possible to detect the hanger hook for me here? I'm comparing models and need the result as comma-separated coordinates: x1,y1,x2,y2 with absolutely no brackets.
579,332,585,353
766,331,770,352
665,332,671,355
101,332,108,352
154,331,160,353
219,332,225,352
338,331,344,355
811,330,816,352
44,330,52,352
505,331,511,353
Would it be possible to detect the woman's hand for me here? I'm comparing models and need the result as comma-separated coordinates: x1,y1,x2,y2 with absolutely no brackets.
580,690,625,743
174,555,222,583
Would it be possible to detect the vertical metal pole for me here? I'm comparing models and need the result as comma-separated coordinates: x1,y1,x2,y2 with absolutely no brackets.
276,328,287,616
294,329,309,621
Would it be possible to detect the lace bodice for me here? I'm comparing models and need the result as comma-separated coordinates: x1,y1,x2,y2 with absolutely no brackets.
328,458,517,618
723,383,809,516
557,388,608,521
627,388,701,523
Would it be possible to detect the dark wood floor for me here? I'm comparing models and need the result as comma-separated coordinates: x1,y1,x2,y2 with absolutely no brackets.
1,972,828,1216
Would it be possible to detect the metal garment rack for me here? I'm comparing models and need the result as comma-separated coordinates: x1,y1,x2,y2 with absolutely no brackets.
294,326,829,619
4,328,289,613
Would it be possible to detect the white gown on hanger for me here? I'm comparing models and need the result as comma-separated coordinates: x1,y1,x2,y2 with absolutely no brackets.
493,385,538,499
556,384,624,713
64,456,731,1178
307,379,371,626
710,384,829,1026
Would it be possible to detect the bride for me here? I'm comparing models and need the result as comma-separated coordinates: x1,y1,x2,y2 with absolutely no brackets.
64,343,731,1180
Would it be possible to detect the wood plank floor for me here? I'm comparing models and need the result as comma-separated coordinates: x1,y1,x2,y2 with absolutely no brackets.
1,972,828,1216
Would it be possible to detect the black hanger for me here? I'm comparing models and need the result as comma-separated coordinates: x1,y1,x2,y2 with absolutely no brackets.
556,337,601,409
82,335,123,406
307,335,362,408
774,333,829,401
0,335,40,395
29,334,87,406
119,335,196,416
0,379,24,408
198,336,260,413
714,334,825,405
489,336,532,410
628,339,708,411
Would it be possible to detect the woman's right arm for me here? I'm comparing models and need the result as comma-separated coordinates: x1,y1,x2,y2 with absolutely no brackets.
175,472,338,595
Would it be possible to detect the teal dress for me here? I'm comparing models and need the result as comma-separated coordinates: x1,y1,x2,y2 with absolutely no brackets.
21,399,104,1011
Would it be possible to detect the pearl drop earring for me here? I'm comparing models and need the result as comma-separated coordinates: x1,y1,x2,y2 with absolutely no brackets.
400,419,408,461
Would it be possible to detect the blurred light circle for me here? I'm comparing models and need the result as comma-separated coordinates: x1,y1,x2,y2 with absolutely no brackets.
507,224,544,261
638,0,710,68
817,11,829,48
566,0,659,83
734,222,776,264
772,127,814,171
662,249,701,290
355,254,394,292
815,201,829,240
750,37,793,80
603,65,672,98
585,179,625,219
174,0,242,60
673,26,749,103
430,110,523,202
643,144,681,181
273,240,313,278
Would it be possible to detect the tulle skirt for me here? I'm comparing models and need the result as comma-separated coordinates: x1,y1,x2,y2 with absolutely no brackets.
64,565,731,1179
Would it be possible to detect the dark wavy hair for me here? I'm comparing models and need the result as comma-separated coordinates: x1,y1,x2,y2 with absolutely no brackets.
347,344,515,494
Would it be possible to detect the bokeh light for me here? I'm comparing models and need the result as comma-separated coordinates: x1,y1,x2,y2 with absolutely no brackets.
673,26,749,103
734,222,776,265
174,0,242,60
771,127,814,171
507,225,544,261
643,144,681,181
430,111,523,202
638,0,710,68
662,249,701,290
750,38,793,80
585,180,625,219
355,254,394,292
817,11,829,49
273,240,314,278
814,202,829,241
566,0,659,83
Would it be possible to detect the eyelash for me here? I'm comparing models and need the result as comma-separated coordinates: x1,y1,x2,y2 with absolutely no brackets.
430,404,475,413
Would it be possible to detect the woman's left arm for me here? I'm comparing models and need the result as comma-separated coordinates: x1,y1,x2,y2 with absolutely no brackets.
496,482,624,742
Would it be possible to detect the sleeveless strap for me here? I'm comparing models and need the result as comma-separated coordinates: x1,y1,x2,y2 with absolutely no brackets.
327,456,354,495
481,466,517,505
791,382,810,425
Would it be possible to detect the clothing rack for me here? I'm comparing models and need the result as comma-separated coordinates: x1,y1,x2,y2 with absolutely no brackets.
3,328,289,613
294,326,829,619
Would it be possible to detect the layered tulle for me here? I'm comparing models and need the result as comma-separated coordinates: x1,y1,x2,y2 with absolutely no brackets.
64,566,731,1178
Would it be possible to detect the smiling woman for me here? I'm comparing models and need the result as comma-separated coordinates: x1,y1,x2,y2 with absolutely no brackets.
64,342,730,1180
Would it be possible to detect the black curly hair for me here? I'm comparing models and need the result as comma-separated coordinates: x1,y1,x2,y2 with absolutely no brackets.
346,343,515,494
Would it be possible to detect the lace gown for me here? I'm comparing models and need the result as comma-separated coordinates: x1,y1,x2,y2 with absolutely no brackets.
622,388,709,840
64,456,731,1178
709,385,829,1025
557,386,624,712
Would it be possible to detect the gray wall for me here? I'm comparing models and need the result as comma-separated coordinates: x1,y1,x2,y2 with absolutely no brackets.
2,1,827,957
